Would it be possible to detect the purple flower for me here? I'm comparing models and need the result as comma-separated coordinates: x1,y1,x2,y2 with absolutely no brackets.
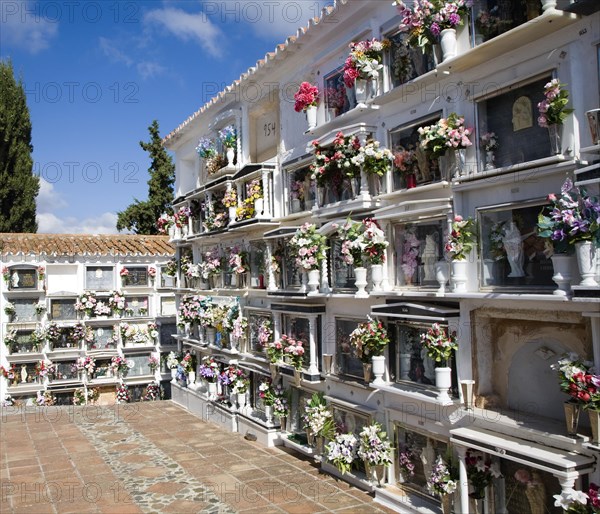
448,13,461,25
551,229,566,241
430,22,441,36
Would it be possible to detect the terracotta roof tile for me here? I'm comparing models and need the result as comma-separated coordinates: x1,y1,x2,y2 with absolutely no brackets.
0,234,175,258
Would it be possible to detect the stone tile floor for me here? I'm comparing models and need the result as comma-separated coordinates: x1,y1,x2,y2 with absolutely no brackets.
1,401,398,513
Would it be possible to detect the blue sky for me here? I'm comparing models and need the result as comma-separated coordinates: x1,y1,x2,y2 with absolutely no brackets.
1,0,329,233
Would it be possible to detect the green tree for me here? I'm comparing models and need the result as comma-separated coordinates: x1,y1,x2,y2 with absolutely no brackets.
0,59,39,232
117,120,175,234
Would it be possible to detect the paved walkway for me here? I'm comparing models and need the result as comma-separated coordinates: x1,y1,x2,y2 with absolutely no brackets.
1,402,397,513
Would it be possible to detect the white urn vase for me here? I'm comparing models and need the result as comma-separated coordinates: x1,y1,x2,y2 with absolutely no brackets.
370,264,384,292
354,78,368,104
305,105,317,130
440,28,457,61
575,241,599,287
226,147,235,167
188,371,196,388
435,260,450,296
551,254,575,296
237,392,247,411
450,260,468,293
207,381,217,400
307,269,320,294
254,197,264,218
435,367,453,404
354,267,369,298
228,206,237,224
372,355,386,386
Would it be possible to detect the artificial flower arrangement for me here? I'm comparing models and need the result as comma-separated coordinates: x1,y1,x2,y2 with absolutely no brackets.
148,356,159,372
230,369,250,395
174,206,191,228
166,351,180,370
195,137,217,159
310,131,362,186
3,329,18,351
163,258,178,277
2,266,10,282
336,218,365,267
236,199,255,221
258,377,276,405
148,266,156,279
246,178,263,202
115,383,131,403
35,360,52,379
537,179,600,254
75,291,98,317
362,218,389,265
206,154,228,175
349,316,390,363
30,327,47,349
36,391,56,406
418,113,473,159
302,392,335,439
351,139,394,177
290,179,306,202
111,355,132,376
395,0,470,50
4,302,15,317
294,82,319,112
73,387,100,405
203,210,229,232
427,455,458,498
180,352,195,374
324,86,346,112
218,125,237,149
0,364,17,381
120,323,153,346
421,322,458,364
70,323,94,345
198,356,220,382
34,301,46,315
282,335,305,370
107,290,125,315
398,445,416,478
37,266,45,281
465,449,502,499
199,247,223,279
230,311,248,341
480,132,499,152
218,364,238,389
289,222,328,271
343,38,390,88
394,146,418,176
257,318,273,347
445,215,477,260
143,382,162,401
357,422,394,468
222,188,237,209
551,352,598,407
228,246,249,275
401,229,421,283
326,433,359,475
178,294,212,326
45,322,63,347
156,213,175,234
266,338,285,364
553,483,600,513
75,356,96,375
271,382,289,418
537,79,574,128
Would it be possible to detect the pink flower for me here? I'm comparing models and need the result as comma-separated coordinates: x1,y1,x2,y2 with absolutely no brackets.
454,215,463,222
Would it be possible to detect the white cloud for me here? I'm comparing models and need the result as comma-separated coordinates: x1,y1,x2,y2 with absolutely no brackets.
37,211,120,235
99,37,133,67
37,178,67,212
137,61,166,79
0,0,58,54
144,7,224,58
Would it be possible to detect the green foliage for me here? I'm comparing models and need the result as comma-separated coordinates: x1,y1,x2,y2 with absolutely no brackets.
117,120,175,234
0,59,39,232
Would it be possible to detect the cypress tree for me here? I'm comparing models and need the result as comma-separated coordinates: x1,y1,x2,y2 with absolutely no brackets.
117,120,175,234
0,60,39,232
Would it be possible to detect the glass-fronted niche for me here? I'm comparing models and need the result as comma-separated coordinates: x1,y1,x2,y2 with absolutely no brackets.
9,299,39,322
51,361,79,381
394,425,449,498
6,268,38,290
87,326,117,351
472,0,532,45
11,363,40,384
330,237,356,292
335,318,363,381
92,358,115,379
125,354,153,376
277,240,302,291
477,75,557,169
286,164,315,215
393,220,445,287
49,299,77,321
247,310,272,355
159,323,177,346
478,202,553,289
122,267,149,287
390,114,443,190
282,314,314,369
85,266,114,290
324,67,353,122
248,241,267,289
8,330,41,354
390,322,456,392
385,29,435,88
125,296,150,317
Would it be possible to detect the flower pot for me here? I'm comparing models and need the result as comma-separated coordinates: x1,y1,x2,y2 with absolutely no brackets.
171,368,177,381
168,225,175,240
305,105,317,130
547,124,562,155
226,147,235,167
265,404,274,425
354,78,368,104
435,260,450,296
440,494,453,514
279,416,287,432
586,109,600,144
228,206,237,224
551,254,575,296
306,428,314,447
371,264,384,292
208,381,217,400
485,150,495,170
188,371,196,387
254,197,264,218
371,464,386,487
542,0,557,11
354,267,369,298
205,327,217,345
237,392,246,410
589,409,599,444
435,367,453,404
405,173,416,189
182,225,189,238
294,369,302,387
450,260,468,293
307,269,320,294
322,354,333,375
372,355,386,386
440,28,457,61
575,241,599,286
363,362,372,383
564,400,581,436
460,380,475,409
399,353,412,380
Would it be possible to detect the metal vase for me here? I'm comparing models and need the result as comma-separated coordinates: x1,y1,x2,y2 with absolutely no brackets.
564,400,581,436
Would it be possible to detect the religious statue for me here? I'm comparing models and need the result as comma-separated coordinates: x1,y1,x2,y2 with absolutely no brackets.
11,271,19,288
512,96,533,132
502,221,525,277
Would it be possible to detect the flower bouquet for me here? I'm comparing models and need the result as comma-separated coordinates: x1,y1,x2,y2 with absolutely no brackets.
35,360,52,379
222,188,237,209
445,215,477,260
166,351,180,370
228,246,248,275
362,218,389,265
111,356,131,376
427,455,458,497
349,317,390,363
257,319,273,347
336,218,365,267
266,339,284,364
196,137,216,159
537,79,574,128
294,82,319,112
148,356,159,372
115,383,131,403
553,484,600,513
357,422,393,467
3,329,18,352
218,125,237,149
418,113,473,159
34,301,46,315
290,180,305,202
272,383,289,418
394,147,417,176
480,132,498,152
156,213,174,234
302,392,335,440
2,266,10,282
421,322,457,364
4,302,15,317
551,353,597,405
143,382,162,401
343,38,389,88
258,378,276,406
108,290,125,315
283,336,305,370
326,433,358,475
75,291,97,317
398,446,416,479
231,370,249,395
352,140,394,177
465,450,502,499
289,223,328,271
198,356,219,382
246,178,263,202
401,229,421,283
174,206,191,228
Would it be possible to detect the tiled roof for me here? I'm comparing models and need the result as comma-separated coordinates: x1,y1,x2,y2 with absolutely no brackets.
163,1,342,145
0,234,175,257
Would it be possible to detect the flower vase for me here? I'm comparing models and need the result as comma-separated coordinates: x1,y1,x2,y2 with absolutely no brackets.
350,176,361,198
586,109,600,144
307,269,320,294
279,416,287,432
205,327,217,345
485,150,495,170
254,197,264,218
551,254,575,296
315,435,324,456
440,494,453,514
451,260,468,293
542,0,557,11
305,105,317,130
317,186,327,207
354,267,369,298
306,428,315,447
589,409,599,444
371,355,386,386
168,225,175,240
228,206,237,224
354,78,368,104
370,264,384,292
237,392,246,410
208,381,217,400
440,29,457,61
547,124,562,155
323,354,333,375
226,147,235,167
564,400,581,436
269,363,278,380
363,362,372,383
435,367,453,404
435,260,450,296
575,241,599,286
265,404,274,425
460,380,476,409
368,174,383,196
405,173,416,189
188,371,196,387
371,465,386,487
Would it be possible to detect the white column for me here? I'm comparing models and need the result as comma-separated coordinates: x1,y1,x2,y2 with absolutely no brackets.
273,312,282,343
236,182,243,208
557,475,576,491
261,170,271,219
320,252,331,294
381,220,392,291
455,446,470,514
266,242,277,292
358,132,369,198
308,316,319,375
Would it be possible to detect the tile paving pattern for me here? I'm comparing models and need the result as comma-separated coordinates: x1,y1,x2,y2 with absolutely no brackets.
1,401,397,513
